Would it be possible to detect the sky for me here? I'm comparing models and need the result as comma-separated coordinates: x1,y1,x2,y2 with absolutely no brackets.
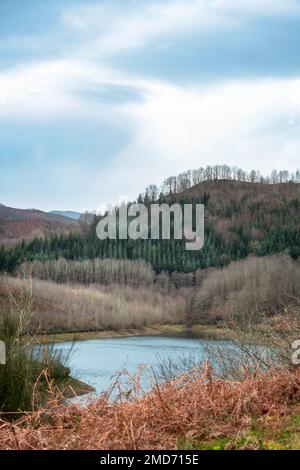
1,0,300,211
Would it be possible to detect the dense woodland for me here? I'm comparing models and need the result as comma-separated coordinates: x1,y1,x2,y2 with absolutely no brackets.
0,165,299,275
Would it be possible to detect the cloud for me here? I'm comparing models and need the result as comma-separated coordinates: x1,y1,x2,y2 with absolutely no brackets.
61,0,300,58
62,1,227,57
0,60,79,117
0,58,147,119
4,0,299,67
104,76,300,200
1,51,300,209
1,0,300,210
213,0,300,16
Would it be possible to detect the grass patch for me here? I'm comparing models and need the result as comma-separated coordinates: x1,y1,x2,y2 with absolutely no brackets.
178,408,300,450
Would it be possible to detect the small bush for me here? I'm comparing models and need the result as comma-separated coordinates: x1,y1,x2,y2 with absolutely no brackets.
0,278,72,413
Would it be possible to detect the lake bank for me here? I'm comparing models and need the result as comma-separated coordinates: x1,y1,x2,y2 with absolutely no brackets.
34,323,234,344
59,377,95,398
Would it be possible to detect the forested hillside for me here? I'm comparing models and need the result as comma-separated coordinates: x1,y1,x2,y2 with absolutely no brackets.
0,166,299,274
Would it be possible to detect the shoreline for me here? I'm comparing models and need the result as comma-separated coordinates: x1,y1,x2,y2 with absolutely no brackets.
34,323,234,344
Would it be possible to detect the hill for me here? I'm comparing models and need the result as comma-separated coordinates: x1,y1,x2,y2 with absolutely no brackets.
174,179,300,242
0,203,78,246
0,177,299,273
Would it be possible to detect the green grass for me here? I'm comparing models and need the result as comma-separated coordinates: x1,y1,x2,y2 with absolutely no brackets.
178,409,300,450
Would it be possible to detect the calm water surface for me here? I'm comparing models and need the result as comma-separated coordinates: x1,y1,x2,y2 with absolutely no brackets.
53,336,228,395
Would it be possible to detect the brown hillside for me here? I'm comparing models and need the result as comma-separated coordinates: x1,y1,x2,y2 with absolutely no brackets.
181,179,300,201
0,203,78,246
174,180,300,242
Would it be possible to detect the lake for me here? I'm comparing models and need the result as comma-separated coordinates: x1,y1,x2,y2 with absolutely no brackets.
53,336,229,396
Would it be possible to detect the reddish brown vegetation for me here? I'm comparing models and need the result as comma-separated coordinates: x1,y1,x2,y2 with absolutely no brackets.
185,179,300,200
179,180,300,242
1,366,299,450
0,203,78,246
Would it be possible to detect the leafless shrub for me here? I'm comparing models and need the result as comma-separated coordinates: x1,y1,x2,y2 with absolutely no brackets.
0,276,186,333
18,258,155,288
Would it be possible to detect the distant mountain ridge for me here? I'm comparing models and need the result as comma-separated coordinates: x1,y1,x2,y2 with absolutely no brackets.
49,210,82,221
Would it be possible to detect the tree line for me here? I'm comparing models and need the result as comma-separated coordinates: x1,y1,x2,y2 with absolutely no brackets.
142,165,300,201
